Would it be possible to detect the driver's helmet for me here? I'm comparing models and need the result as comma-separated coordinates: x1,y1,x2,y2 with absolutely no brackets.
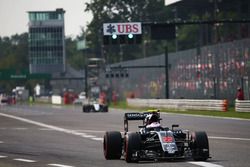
145,113,159,125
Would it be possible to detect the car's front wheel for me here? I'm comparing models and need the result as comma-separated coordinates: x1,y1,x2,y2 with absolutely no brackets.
191,131,209,161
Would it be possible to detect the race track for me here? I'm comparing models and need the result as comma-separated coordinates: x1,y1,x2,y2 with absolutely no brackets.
0,104,249,167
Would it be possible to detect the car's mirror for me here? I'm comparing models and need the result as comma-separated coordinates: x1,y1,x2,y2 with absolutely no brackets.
172,124,179,130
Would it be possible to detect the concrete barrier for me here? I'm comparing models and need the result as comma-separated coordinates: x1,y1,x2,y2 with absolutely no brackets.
127,98,228,112
35,96,50,103
235,100,250,112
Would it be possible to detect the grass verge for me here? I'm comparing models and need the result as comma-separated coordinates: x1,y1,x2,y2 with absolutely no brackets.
110,101,250,120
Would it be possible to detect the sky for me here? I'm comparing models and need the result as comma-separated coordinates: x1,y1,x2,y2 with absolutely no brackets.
0,0,92,38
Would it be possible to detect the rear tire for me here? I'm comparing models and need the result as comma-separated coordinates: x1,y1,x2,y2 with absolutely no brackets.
191,131,209,161
102,105,108,112
125,132,141,163
103,131,122,160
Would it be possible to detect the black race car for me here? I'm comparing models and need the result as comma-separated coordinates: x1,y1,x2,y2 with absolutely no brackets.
103,111,210,162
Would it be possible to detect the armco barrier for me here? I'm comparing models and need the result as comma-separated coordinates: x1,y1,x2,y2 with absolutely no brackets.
35,96,50,103
127,98,228,112
235,100,250,112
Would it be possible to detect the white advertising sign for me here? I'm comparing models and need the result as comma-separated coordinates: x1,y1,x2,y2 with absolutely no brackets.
103,22,142,35
164,0,182,6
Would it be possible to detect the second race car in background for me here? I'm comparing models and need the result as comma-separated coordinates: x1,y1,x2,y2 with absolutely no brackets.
82,98,108,112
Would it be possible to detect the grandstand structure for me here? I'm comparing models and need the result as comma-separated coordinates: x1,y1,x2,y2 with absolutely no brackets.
99,0,250,104
99,38,250,104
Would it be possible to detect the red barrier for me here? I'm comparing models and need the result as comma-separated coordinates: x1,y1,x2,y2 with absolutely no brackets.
222,100,228,112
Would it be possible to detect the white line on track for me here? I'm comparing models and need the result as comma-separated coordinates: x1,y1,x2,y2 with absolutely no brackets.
0,141,4,144
48,164,75,167
74,129,105,133
0,113,92,138
12,127,28,130
189,161,223,167
82,134,96,138
0,113,106,143
0,155,7,158
39,128,55,131
13,158,36,162
209,136,250,141
92,137,103,141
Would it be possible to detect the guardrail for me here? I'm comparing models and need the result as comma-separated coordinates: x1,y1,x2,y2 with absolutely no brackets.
127,98,228,112
235,100,250,112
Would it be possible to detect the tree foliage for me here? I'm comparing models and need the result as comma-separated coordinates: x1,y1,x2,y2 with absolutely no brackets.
65,37,86,70
0,33,29,92
0,33,28,69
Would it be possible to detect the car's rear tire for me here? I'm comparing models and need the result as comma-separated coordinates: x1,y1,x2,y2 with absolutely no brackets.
191,131,209,161
102,105,108,112
125,132,141,163
103,131,122,160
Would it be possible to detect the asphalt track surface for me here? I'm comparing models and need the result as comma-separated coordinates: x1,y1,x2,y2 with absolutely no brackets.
0,104,249,167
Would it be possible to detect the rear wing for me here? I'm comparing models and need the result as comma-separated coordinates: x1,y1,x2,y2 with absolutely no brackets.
124,113,148,121
124,110,160,132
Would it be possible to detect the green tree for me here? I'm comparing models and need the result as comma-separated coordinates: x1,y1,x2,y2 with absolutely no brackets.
0,33,28,69
65,37,87,70
0,33,29,92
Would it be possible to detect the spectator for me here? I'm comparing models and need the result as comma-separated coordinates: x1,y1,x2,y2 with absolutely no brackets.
112,91,118,105
99,91,107,104
236,87,244,100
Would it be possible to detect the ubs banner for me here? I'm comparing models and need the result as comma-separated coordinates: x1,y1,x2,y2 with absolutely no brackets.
103,22,142,35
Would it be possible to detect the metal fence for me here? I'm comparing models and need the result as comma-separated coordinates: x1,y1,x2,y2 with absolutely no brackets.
100,38,250,104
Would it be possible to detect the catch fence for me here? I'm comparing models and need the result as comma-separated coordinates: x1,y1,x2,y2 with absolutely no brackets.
99,38,250,104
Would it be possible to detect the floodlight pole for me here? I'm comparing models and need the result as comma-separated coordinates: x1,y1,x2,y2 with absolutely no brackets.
165,46,169,99
84,65,88,98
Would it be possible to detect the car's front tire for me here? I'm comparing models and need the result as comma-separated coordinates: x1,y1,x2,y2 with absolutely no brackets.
191,131,209,161
103,131,122,160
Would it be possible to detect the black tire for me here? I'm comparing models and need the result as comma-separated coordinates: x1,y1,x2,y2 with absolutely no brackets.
103,131,122,160
191,131,209,161
82,105,89,112
102,105,108,112
125,132,141,163
82,105,86,112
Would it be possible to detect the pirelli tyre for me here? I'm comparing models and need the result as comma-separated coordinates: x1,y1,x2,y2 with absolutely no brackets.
191,131,209,161
125,132,141,163
101,105,108,112
82,105,91,112
103,131,122,160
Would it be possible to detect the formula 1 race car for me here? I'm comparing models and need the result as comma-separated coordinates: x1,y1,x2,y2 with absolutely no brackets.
103,111,210,162
82,99,108,112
